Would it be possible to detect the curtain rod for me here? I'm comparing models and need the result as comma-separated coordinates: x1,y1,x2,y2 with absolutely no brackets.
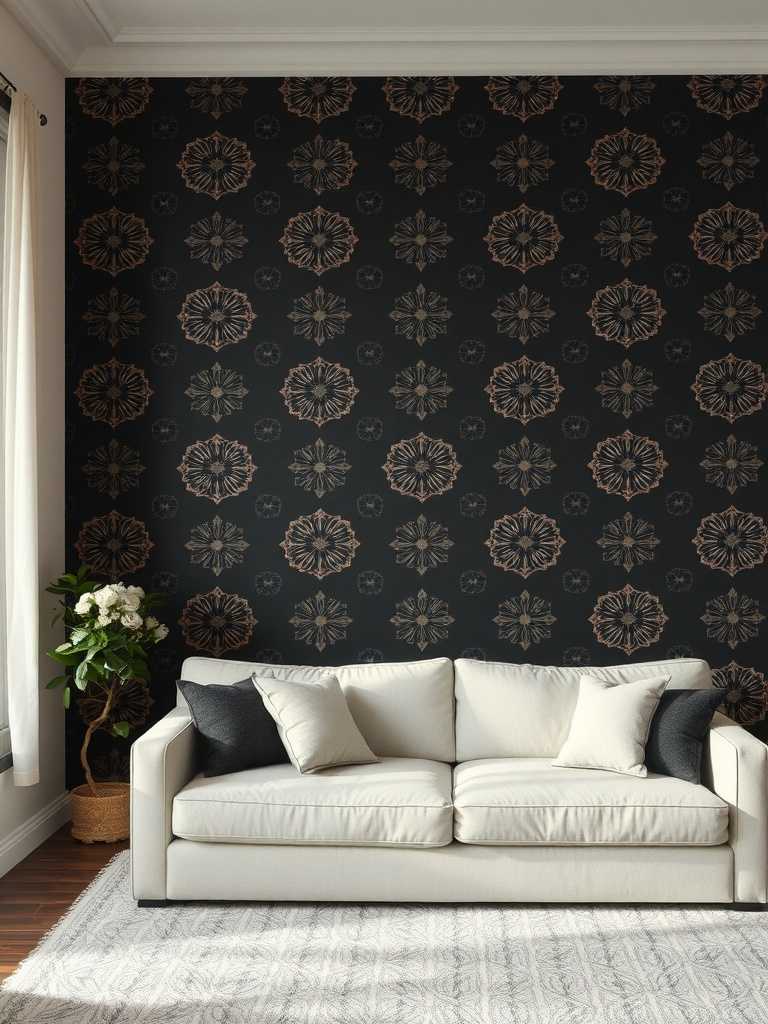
0,71,47,126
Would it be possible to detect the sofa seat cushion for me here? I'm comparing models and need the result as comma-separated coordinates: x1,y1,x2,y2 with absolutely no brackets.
172,757,453,847
453,759,729,847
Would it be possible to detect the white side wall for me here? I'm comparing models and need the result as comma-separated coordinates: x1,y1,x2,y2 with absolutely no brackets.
0,4,67,875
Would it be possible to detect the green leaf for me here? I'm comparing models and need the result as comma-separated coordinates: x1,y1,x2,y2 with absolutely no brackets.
61,652,84,666
47,650,82,667
45,674,68,690
112,721,130,738
104,654,128,674
66,640,93,656
63,686,71,709
74,660,91,689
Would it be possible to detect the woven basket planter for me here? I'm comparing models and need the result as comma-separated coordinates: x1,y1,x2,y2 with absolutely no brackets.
70,782,129,844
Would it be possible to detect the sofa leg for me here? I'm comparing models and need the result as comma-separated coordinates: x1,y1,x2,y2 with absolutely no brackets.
137,899,171,908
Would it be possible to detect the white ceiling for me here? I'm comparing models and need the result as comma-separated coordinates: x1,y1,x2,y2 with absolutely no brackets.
3,0,768,75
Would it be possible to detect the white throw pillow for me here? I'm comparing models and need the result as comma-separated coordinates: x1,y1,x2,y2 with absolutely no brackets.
252,672,379,774
553,674,669,777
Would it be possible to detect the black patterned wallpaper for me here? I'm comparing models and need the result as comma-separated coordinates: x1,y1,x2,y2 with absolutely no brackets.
65,75,768,779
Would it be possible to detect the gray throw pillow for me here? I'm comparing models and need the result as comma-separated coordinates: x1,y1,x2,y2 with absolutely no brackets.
177,678,288,777
645,689,724,783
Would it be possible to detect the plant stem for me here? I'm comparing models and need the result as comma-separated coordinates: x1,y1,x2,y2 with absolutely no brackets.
80,677,119,798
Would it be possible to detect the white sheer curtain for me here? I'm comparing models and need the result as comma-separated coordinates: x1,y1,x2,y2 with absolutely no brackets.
1,91,40,786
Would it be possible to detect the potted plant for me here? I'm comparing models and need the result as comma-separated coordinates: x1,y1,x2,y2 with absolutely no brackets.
46,566,168,843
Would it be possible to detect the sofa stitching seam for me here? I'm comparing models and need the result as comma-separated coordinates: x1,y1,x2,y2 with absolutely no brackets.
454,803,726,811
453,839,728,847
174,799,452,809
172,834,450,845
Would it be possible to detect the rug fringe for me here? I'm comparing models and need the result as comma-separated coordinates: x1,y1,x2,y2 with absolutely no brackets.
0,849,129,989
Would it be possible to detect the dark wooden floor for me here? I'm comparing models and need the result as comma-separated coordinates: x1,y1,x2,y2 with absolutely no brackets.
0,826,127,980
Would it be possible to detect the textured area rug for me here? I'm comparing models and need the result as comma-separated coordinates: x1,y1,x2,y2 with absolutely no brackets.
1,852,767,1024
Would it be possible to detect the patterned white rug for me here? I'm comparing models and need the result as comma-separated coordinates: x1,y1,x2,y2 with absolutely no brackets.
1,851,767,1024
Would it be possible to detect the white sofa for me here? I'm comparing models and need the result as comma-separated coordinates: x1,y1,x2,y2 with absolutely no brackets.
130,656,768,906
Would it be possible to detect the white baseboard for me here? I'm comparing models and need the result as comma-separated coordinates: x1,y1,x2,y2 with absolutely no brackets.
0,791,71,878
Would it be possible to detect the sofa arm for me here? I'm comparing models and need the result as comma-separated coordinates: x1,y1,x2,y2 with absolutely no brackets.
130,708,196,900
706,711,768,903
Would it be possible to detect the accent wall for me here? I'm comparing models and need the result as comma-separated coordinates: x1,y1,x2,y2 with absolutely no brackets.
65,75,768,779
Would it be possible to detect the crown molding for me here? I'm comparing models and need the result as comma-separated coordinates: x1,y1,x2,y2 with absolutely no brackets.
79,0,120,43
70,37,768,76
2,0,78,72
2,0,109,72
110,24,768,46
4,2,768,76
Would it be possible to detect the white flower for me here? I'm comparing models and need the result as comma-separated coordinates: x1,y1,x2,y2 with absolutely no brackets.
143,615,168,641
94,585,119,608
97,612,112,627
74,594,95,616
121,611,143,630
126,585,145,598
122,592,141,612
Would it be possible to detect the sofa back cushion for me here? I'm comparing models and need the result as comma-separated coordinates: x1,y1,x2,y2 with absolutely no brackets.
179,656,455,762
454,658,712,760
